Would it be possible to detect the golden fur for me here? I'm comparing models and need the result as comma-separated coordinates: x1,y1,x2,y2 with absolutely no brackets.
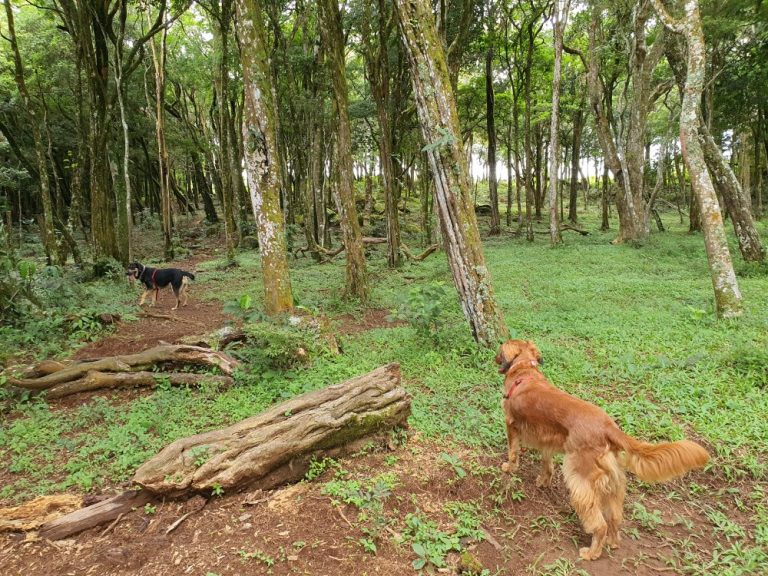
496,339,710,560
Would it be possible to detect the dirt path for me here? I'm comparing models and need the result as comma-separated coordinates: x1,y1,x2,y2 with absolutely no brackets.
75,255,230,358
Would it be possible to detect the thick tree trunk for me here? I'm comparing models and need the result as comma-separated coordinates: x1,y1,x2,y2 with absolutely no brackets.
236,0,294,315
653,0,742,318
394,0,509,347
134,364,409,496
318,0,369,300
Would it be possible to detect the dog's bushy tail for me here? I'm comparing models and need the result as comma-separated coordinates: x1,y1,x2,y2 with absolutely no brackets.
182,271,195,281
613,431,709,483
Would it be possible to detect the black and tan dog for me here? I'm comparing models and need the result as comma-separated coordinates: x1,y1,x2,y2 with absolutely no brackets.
126,262,195,310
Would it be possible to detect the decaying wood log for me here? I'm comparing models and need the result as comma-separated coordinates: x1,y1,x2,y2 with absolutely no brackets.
38,489,155,541
44,371,234,399
134,363,409,497
0,494,82,532
7,345,239,391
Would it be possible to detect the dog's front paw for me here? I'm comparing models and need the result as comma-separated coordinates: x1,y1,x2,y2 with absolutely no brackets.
535,473,552,488
579,546,602,561
501,460,519,474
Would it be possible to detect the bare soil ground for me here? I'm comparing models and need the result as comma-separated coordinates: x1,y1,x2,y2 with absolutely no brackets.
0,437,717,576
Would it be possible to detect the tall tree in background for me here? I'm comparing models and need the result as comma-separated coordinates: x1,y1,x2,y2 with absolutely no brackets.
652,0,742,318
485,1,501,236
236,0,294,314
318,0,368,300
2,0,58,264
394,0,508,347
548,0,566,246
360,0,402,268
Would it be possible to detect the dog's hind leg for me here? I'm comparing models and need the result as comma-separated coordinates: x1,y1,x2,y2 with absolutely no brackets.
563,452,609,560
171,284,182,310
181,277,190,307
536,450,555,487
599,453,626,549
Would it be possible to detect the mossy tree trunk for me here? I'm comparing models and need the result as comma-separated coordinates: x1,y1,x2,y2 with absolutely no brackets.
393,0,509,348
665,35,764,263
236,0,294,314
318,0,368,300
653,0,743,318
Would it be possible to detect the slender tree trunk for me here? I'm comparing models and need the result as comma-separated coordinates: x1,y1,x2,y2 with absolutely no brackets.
394,0,508,347
318,0,368,300
3,0,59,264
568,104,584,223
653,0,742,318
548,0,567,246
236,0,294,315
212,1,238,260
485,17,500,236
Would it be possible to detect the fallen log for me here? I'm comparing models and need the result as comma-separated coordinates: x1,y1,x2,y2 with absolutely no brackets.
134,363,409,497
43,371,234,399
7,344,240,391
38,489,155,541
0,494,82,533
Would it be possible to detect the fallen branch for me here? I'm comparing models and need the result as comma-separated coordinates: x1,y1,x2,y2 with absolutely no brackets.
39,489,155,541
43,371,234,399
561,224,590,236
317,237,389,262
7,344,240,391
134,363,410,497
138,311,206,326
401,243,440,262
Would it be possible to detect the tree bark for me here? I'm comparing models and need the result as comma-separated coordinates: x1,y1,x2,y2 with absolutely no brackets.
134,364,409,496
236,0,295,315
318,0,369,300
652,0,742,318
394,0,509,347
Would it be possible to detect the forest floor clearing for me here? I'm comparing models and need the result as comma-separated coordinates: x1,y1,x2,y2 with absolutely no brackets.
2,212,768,575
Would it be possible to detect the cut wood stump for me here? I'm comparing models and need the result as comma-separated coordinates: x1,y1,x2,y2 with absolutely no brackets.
134,363,409,497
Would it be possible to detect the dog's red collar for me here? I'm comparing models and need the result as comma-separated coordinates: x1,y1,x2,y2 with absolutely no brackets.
502,378,524,399
151,269,158,289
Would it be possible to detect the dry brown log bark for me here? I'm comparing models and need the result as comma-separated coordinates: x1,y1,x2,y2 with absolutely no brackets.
7,345,240,391
134,363,409,497
43,371,234,399
38,489,155,541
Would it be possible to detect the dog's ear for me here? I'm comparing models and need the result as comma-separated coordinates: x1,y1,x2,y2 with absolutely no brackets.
526,340,543,366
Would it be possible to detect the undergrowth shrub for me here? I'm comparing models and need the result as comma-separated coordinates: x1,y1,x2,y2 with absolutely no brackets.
389,282,451,341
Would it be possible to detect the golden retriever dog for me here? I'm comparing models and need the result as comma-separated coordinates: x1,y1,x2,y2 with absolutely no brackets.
495,339,710,560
